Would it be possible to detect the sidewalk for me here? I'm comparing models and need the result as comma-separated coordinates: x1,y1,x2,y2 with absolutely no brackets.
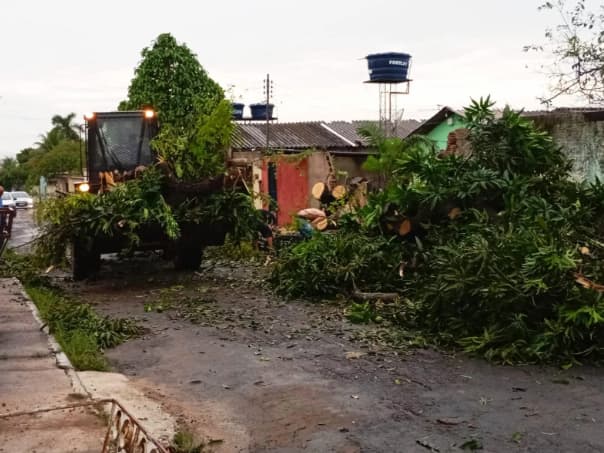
0,278,105,452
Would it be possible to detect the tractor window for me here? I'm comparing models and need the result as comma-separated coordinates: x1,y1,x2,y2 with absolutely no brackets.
88,113,156,175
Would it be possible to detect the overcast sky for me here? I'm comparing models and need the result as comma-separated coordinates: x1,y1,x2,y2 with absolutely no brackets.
0,0,573,157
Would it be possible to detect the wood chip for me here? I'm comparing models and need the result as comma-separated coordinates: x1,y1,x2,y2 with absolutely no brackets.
345,351,366,360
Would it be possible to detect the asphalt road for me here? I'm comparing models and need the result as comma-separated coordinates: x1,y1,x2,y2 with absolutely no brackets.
8,208,38,253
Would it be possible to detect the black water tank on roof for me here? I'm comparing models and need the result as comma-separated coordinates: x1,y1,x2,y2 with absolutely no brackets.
231,102,245,120
250,103,274,120
366,52,411,83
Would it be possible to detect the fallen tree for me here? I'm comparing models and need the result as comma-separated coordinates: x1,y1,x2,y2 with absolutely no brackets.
271,97,604,365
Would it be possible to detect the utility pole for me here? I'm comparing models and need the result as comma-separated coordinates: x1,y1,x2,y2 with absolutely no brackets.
263,74,273,152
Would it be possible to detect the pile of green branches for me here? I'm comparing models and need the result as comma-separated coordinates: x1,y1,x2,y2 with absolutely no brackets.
174,189,262,243
35,168,260,265
272,97,604,365
35,169,179,264
270,232,404,298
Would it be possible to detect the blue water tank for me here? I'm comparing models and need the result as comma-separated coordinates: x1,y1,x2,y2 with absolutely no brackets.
231,102,245,120
250,103,274,120
366,52,411,83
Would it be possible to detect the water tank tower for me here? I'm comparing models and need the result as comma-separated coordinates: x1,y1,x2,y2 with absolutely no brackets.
365,52,412,135
366,52,411,83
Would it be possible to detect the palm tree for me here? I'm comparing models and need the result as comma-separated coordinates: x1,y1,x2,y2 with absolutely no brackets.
51,113,80,141
35,127,64,152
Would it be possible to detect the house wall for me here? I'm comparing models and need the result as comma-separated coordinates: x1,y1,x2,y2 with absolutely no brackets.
426,114,467,151
307,153,331,209
532,113,604,181
332,155,373,180
49,175,87,194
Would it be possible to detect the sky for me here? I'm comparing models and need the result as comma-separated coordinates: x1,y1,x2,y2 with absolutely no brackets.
0,0,574,158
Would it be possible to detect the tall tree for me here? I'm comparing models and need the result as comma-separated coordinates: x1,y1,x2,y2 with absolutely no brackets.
531,1,604,104
51,113,80,141
119,33,224,130
0,157,26,190
35,128,64,152
16,147,37,165
24,140,81,187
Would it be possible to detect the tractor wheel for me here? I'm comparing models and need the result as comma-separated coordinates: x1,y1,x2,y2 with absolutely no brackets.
174,241,203,271
71,241,100,280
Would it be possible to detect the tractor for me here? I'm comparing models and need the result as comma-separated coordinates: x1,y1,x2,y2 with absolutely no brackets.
70,110,228,280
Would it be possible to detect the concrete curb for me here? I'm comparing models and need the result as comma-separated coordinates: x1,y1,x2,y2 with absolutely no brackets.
9,278,174,443
12,278,93,398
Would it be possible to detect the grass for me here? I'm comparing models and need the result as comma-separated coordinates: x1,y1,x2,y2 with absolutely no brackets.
171,430,205,453
26,285,139,371
171,429,224,453
26,286,108,370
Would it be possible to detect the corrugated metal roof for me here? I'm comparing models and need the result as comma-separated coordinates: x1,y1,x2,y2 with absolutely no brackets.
232,122,359,150
232,120,422,151
326,120,420,144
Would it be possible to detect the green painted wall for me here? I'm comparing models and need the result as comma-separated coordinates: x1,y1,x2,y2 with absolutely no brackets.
426,114,468,150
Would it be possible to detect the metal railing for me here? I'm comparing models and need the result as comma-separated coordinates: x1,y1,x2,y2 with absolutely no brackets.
0,398,168,453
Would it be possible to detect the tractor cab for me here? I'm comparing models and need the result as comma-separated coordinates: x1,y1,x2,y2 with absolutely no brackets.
82,110,158,194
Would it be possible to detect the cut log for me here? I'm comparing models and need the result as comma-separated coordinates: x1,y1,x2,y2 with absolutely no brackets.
574,273,604,292
311,216,329,231
312,181,336,205
448,207,462,220
297,208,326,221
332,185,347,200
398,219,412,236
352,291,400,302
312,182,327,200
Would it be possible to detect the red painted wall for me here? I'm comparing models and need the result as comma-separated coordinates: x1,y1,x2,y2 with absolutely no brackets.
276,158,309,226
261,158,309,226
